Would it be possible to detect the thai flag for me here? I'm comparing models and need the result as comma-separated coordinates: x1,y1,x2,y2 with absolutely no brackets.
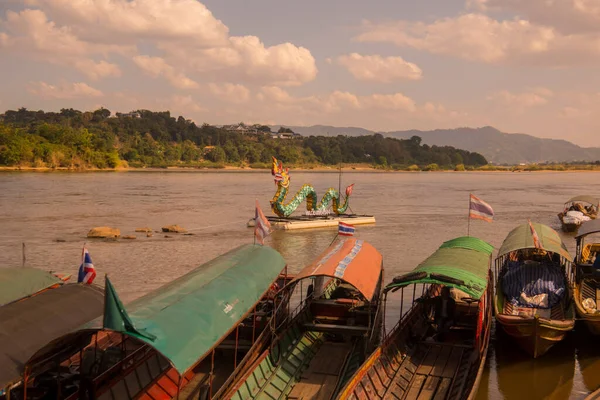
255,200,272,245
78,246,96,284
469,194,494,223
338,221,355,236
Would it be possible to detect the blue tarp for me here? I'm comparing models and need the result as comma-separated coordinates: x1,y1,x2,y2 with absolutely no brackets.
501,261,566,308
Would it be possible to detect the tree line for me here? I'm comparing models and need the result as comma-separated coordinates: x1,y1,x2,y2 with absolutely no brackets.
0,108,488,169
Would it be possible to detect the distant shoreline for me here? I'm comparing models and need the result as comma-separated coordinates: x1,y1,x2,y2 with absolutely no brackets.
2,165,600,173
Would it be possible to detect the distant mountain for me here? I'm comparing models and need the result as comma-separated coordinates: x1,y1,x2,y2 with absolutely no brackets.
276,125,600,164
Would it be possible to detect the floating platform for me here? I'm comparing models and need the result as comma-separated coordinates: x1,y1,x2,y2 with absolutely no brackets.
247,214,376,231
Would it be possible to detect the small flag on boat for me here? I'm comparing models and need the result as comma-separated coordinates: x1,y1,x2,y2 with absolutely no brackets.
528,219,543,249
338,221,355,236
78,246,96,284
255,200,272,245
469,194,494,223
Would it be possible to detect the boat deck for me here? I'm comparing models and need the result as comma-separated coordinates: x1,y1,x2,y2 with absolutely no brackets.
344,326,476,400
287,342,351,400
382,342,473,400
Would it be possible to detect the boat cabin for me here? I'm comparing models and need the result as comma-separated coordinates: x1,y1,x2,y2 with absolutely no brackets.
0,267,69,307
337,236,494,400
2,244,289,400
220,237,384,400
574,219,600,334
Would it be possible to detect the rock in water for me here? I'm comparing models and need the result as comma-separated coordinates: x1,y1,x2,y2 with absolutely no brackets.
161,225,187,233
123,235,137,240
135,227,152,233
87,227,120,238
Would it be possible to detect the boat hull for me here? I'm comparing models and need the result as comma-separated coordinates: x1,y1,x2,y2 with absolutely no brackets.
558,213,580,232
495,314,574,358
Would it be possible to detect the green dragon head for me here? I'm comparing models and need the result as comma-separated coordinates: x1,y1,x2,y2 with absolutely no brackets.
271,156,290,188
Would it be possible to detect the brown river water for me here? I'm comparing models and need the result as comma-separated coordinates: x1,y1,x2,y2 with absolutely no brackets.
0,170,599,399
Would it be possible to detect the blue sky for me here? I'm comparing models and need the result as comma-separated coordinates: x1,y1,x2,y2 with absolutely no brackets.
1,0,599,146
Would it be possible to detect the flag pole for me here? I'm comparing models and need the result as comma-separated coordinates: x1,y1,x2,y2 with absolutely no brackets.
467,193,471,237
253,200,257,245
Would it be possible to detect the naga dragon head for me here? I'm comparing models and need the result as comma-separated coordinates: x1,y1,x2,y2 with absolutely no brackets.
271,156,290,188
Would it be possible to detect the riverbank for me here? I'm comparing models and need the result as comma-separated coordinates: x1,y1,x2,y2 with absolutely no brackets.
2,164,600,173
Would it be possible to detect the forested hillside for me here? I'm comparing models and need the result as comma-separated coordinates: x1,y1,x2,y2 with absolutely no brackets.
0,108,488,169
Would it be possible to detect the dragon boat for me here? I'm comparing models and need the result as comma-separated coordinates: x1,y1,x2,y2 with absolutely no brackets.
338,236,494,400
218,237,384,400
247,157,376,230
1,244,291,400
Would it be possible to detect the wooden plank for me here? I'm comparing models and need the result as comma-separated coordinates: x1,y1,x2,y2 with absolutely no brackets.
432,378,452,400
417,376,441,400
441,347,464,379
430,346,452,378
396,375,410,391
416,346,441,375
405,375,427,399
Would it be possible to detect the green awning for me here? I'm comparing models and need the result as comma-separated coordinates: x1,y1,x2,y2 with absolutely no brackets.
0,268,64,306
94,244,286,375
497,222,572,261
386,237,493,299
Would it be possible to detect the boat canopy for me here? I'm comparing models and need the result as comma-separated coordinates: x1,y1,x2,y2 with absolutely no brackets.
497,222,572,261
0,284,104,388
385,237,493,300
576,219,600,239
565,195,599,207
30,244,287,377
287,238,383,301
0,268,64,306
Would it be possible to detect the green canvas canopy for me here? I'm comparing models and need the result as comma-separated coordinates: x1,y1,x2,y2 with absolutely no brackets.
497,222,572,261
94,244,285,375
386,236,493,299
0,268,64,306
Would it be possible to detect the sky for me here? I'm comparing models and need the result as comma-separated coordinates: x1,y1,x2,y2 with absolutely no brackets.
1,0,600,147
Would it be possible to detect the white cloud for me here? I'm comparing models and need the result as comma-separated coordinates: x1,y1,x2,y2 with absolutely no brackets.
0,9,131,78
27,81,103,99
3,1,317,87
208,83,250,103
470,0,600,35
356,14,600,67
487,87,553,108
132,56,198,89
337,53,422,82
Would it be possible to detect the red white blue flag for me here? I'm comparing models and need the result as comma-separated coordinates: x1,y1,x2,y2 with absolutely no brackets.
469,194,494,223
255,200,272,245
78,246,96,284
338,221,355,236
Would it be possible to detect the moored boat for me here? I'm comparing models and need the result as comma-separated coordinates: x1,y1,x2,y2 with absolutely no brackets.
574,219,600,334
2,244,289,400
494,222,575,358
558,195,599,233
0,267,70,307
0,282,104,398
337,236,494,400
218,237,384,400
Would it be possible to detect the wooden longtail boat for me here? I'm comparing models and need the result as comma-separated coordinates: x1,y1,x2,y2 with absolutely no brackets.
574,219,600,334
0,283,104,397
494,222,575,358
558,195,599,233
337,236,494,400
0,267,70,307
2,244,289,400
219,237,384,400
